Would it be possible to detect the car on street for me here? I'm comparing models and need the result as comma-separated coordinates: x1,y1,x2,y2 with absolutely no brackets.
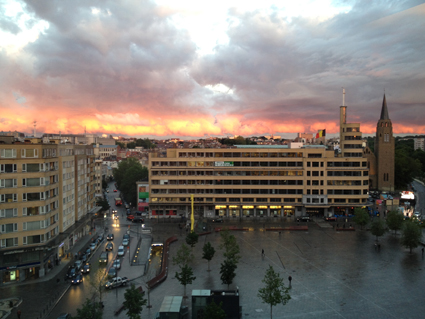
90,243,97,251
66,266,77,279
122,238,129,247
99,251,109,264
127,214,135,221
117,245,125,257
105,276,128,289
80,253,88,263
297,216,311,222
132,217,144,223
123,233,130,240
81,263,91,274
107,267,117,278
106,242,113,251
57,314,70,319
106,189,109,193
324,216,337,221
96,234,104,243
107,233,114,241
85,248,92,256
113,259,121,270
114,189,117,192
74,260,83,270
71,273,83,285
211,218,223,223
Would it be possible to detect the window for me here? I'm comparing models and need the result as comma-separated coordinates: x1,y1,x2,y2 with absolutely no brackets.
1,237,18,248
1,223,18,233
0,164,17,173
0,179,17,188
0,193,18,203
21,149,39,158
0,149,17,158
0,208,18,218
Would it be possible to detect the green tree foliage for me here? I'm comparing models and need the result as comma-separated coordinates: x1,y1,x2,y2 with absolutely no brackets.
96,198,110,211
352,208,369,230
219,230,241,263
370,219,387,241
394,138,423,189
218,136,257,146
123,283,147,319
204,300,226,319
220,259,237,289
186,231,199,248
258,266,291,319
401,220,422,254
386,210,404,235
113,157,148,207
102,179,108,190
172,243,194,266
175,264,196,297
74,298,103,319
202,242,216,271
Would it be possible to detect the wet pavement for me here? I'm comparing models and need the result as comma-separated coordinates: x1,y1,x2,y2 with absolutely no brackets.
2,181,425,319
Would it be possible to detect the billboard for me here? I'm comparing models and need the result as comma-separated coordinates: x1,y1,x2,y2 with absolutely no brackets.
137,183,149,212
215,161,234,167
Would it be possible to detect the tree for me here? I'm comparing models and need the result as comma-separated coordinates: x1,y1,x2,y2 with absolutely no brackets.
172,243,194,266
370,219,387,241
258,266,291,319
96,198,110,211
219,230,241,263
123,283,147,319
202,242,216,271
113,157,148,207
220,259,237,289
102,179,108,190
204,300,226,319
352,207,369,230
386,210,404,235
87,271,107,305
401,220,422,254
74,298,103,319
186,231,199,248
175,264,196,297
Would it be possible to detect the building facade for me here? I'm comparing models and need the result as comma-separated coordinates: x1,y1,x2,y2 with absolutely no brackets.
148,146,369,219
0,139,97,285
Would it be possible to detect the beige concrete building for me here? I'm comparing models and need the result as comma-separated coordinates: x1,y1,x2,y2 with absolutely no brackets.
0,139,97,285
93,144,118,160
148,146,369,219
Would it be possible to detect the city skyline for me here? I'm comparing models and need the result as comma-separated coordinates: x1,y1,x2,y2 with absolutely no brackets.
1,0,425,139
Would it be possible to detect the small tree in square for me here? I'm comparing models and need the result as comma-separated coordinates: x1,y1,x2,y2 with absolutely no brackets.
175,264,196,297
172,243,194,266
386,210,404,235
123,283,147,319
352,207,369,230
220,259,237,289
204,300,226,319
186,231,199,248
370,219,387,242
401,220,422,254
258,266,291,319
202,242,216,271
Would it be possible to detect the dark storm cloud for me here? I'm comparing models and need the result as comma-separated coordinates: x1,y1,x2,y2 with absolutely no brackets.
192,0,425,133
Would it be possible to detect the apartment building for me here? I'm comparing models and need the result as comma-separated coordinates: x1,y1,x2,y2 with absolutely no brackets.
0,138,97,285
414,138,424,151
93,144,117,160
148,146,369,219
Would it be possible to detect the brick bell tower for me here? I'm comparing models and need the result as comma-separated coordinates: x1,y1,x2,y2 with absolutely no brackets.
375,94,395,192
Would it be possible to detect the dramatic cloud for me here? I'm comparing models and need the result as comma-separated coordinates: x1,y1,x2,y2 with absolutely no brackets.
0,0,424,138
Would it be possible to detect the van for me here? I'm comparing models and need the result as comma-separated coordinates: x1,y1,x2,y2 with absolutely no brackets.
99,252,108,264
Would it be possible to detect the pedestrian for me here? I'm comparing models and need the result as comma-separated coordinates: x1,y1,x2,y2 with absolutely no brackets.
17,309,21,319
422,247,424,258
288,275,292,288
261,249,265,257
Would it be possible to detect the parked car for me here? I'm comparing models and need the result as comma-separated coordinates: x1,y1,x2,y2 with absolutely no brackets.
105,276,128,289
81,263,91,274
90,243,97,251
107,233,114,241
80,253,88,263
96,234,104,244
297,216,311,222
71,273,84,285
324,216,337,221
57,314,70,319
117,245,125,257
85,248,92,256
123,233,130,240
211,218,223,223
114,189,117,192
113,259,121,270
122,238,129,247
127,214,135,221
74,260,83,270
107,267,117,278
106,242,113,251
132,217,144,223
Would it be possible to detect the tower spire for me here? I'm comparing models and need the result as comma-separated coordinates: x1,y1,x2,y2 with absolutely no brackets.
380,94,389,120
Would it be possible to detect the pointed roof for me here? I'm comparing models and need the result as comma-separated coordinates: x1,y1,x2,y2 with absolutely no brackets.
380,94,390,120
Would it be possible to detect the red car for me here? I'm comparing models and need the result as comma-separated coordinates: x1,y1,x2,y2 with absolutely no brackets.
127,215,135,221
114,189,117,192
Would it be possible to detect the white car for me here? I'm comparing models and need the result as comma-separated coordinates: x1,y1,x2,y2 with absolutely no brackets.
117,245,125,257
122,238,129,247
113,259,121,270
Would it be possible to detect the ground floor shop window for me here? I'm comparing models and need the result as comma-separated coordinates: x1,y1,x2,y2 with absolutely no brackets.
230,209,239,217
217,209,226,216
2,269,19,283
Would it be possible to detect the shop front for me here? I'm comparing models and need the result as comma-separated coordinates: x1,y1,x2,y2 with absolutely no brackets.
229,205,239,218
270,206,281,217
215,205,227,217
256,206,268,217
283,206,295,217
242,205,254,217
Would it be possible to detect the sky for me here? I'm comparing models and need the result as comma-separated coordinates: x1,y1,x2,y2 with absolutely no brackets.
1,0,425,139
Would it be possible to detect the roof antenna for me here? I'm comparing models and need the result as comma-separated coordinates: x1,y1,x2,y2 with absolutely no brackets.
33,121,37,138
342,87,345,106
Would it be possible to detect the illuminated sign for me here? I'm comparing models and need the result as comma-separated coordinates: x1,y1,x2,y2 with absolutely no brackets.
243,206,254,209
215,205,227,209
257,206,268,209
215,161,234,167
270,206,281,209
229,205,238,208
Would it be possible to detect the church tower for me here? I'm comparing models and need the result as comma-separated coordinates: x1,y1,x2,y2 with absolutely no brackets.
375,95,395,191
